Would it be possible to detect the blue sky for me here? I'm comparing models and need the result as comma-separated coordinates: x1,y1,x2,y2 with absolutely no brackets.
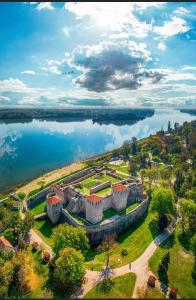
0,2,196,108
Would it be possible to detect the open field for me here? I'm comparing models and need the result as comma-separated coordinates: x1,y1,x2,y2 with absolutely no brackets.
17,162,85,195
105,162,130,175
85,212,158,270
148,225,196,298
85,273,136,298
31,201,46,216
34,219,54,247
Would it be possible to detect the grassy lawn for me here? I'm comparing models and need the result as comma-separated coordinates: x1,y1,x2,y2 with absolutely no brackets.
34,219,54,247
119,202,140,215
105,163,130,175
30,201,46,216
85,212,158,270
96,186,112,196
103,208,118,219
148,225,196,298
27,246,51,298
85,273,136,298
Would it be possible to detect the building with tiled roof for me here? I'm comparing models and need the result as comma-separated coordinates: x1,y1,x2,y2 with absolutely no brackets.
112,184,128,192
46,167,146,225
47,196,63,205
86,194,103,203
46,194,63,224
0,236,14,252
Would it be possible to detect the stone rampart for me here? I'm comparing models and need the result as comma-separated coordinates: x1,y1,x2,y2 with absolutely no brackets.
60,197,149,245
89,181,111,194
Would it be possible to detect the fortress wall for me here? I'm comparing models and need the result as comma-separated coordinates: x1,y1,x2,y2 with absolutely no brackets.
86,198,149,244
27,167,94,209
62,167,94,185
89,181,111,194
27,188,48,209
59,197,149,245
102,195,113,210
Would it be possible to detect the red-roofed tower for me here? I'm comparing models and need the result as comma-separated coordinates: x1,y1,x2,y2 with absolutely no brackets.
85,194,103,224
112,184,129,211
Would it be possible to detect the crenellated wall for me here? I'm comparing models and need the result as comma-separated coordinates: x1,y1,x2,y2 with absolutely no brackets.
60,197,149,245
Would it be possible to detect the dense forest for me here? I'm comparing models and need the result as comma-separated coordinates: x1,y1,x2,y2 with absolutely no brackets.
0,108,154,125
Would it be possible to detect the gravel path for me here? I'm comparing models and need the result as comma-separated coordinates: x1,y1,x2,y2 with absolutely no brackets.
72,225,175,298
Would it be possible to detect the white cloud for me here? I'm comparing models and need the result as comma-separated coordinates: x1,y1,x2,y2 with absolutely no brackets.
174,7,189,15
157,41,167,51
0,78,27,93
0,96,10,103
36,2,54,10
64,2,162,38
182,66,196,72
21,70,36,75
63,26,71,37
153,16,190,37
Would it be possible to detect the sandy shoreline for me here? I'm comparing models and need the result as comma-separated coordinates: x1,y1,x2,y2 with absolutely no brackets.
17,161,85,195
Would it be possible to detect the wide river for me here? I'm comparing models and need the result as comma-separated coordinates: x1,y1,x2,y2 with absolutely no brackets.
0,109,195,193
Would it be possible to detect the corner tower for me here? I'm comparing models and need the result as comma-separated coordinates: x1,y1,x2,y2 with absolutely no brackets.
46,194,63,224
85,194,103,224
112,184,129,211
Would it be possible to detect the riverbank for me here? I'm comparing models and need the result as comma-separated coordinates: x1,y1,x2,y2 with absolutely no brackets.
17,161,85,195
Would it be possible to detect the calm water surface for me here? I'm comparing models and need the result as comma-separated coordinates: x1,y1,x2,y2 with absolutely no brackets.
0,109,195,193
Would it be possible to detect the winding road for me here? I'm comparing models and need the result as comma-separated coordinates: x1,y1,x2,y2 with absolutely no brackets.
73,225,175,298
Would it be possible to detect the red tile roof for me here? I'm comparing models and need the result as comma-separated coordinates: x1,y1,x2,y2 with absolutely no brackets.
113,184,128,192
87,194,103,203
0,236,14,251
47,196,62,205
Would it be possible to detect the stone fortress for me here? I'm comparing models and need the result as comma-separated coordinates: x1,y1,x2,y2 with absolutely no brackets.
27,161,149,244
46,164,148,229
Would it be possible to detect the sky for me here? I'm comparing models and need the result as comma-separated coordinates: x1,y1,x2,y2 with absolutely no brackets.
0,2,196,108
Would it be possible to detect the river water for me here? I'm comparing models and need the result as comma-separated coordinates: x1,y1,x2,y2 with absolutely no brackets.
0,109,195,193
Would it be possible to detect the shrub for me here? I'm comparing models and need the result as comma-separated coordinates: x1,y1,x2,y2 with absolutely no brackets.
17,192,26,200
43,251,51,262
32,241,39,250
121,249,128,256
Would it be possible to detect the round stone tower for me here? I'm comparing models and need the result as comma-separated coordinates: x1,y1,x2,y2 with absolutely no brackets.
85,194,103,224
112,184,129,211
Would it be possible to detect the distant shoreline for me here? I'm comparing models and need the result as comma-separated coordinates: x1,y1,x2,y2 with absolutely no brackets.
0,108,154,126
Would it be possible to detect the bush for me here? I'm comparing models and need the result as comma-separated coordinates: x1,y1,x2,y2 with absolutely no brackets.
121,249,128,256
158,214,168,232
17,192,26,200
99,278,114,294
43,251,51,262
32,241,39,250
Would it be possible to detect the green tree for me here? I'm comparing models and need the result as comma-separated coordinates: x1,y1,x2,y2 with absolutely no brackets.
54,247,85,290
131,137,137,155
168,121,172,133
52,224,89,256
190,234,196,265
179,198,190,232
151,188,175,219
98,233,118,269
0,260,13,297
158,252,170,285
21,211,34,237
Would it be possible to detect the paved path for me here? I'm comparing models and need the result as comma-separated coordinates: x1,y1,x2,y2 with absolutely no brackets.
29,229,53,257
73,225,175,298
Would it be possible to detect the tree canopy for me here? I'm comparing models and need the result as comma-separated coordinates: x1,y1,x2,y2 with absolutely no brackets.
52,223,89,256
54,247,85,289
151,188,175,218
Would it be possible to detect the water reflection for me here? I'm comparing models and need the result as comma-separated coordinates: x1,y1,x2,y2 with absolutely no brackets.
0,109,195,193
